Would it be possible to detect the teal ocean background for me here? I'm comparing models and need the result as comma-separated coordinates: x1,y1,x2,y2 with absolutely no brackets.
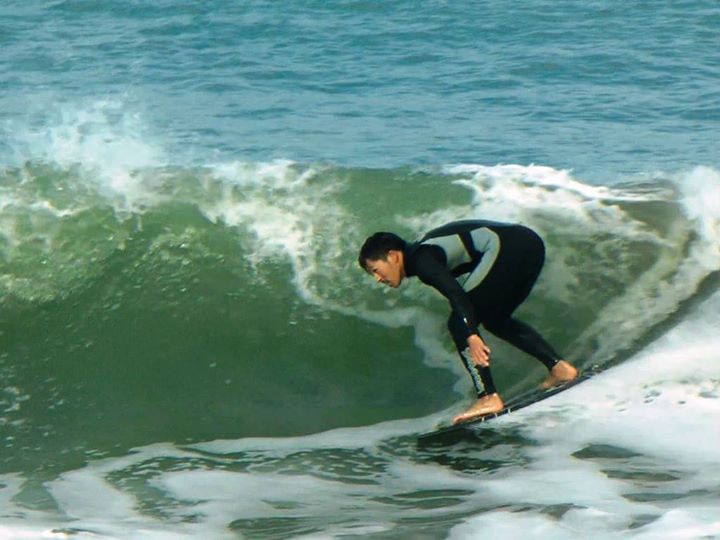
1,2,719,539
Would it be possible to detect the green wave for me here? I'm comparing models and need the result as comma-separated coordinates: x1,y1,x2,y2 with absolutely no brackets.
0,159,716,473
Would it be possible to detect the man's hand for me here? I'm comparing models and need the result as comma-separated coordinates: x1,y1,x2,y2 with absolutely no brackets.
466,334,491,367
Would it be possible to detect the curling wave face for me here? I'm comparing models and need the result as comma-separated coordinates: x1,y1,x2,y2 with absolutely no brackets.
1,148,719,472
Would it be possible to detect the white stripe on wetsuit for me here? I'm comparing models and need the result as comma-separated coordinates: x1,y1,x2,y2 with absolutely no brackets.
462,228,500,290
461,349,486,394
422,227,500,291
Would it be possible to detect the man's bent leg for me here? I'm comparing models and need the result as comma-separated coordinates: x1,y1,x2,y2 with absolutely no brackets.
483,317,560,369
452,350,504,424
459,348,497,396
448,313,504,423
484,317,577,388
448,312,499,395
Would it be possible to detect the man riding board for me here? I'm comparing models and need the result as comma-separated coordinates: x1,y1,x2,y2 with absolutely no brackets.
358,220,578,424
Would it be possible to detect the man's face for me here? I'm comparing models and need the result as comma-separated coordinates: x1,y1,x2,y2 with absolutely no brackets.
364,250,405,288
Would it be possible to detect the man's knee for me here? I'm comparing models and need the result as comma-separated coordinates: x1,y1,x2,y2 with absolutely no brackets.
480,316,511,337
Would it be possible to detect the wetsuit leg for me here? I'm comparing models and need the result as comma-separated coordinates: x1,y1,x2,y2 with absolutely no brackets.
482,317,560,370
447,312,497,397
468,226,563,371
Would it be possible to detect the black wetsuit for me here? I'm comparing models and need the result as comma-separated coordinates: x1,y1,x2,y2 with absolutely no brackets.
403,220,561,397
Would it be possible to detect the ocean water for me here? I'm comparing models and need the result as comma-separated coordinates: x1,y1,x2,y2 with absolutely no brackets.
1,1,719,539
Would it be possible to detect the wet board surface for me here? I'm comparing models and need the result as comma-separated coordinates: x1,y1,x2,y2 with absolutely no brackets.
418,368,598,442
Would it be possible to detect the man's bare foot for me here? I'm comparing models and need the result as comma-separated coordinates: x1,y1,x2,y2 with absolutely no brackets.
540,360,578,389
452,393,504,424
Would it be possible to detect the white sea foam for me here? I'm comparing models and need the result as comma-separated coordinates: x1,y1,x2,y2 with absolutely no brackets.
446,291,720,539
521,293,720,463
678,165,720,269
200,159,354,307
10,101,165,210
13,100,163,174
444,163,666,201
0,526,74,539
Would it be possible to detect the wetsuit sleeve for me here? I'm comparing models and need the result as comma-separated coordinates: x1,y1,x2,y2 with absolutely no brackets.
412,246,479,340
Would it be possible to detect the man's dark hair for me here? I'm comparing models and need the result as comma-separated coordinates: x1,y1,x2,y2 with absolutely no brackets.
358,232,407,270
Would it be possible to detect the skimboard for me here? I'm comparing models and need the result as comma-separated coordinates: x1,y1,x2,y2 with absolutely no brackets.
418,367,597,442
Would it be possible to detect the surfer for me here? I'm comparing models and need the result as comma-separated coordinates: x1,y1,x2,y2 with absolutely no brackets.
358,220,578,424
